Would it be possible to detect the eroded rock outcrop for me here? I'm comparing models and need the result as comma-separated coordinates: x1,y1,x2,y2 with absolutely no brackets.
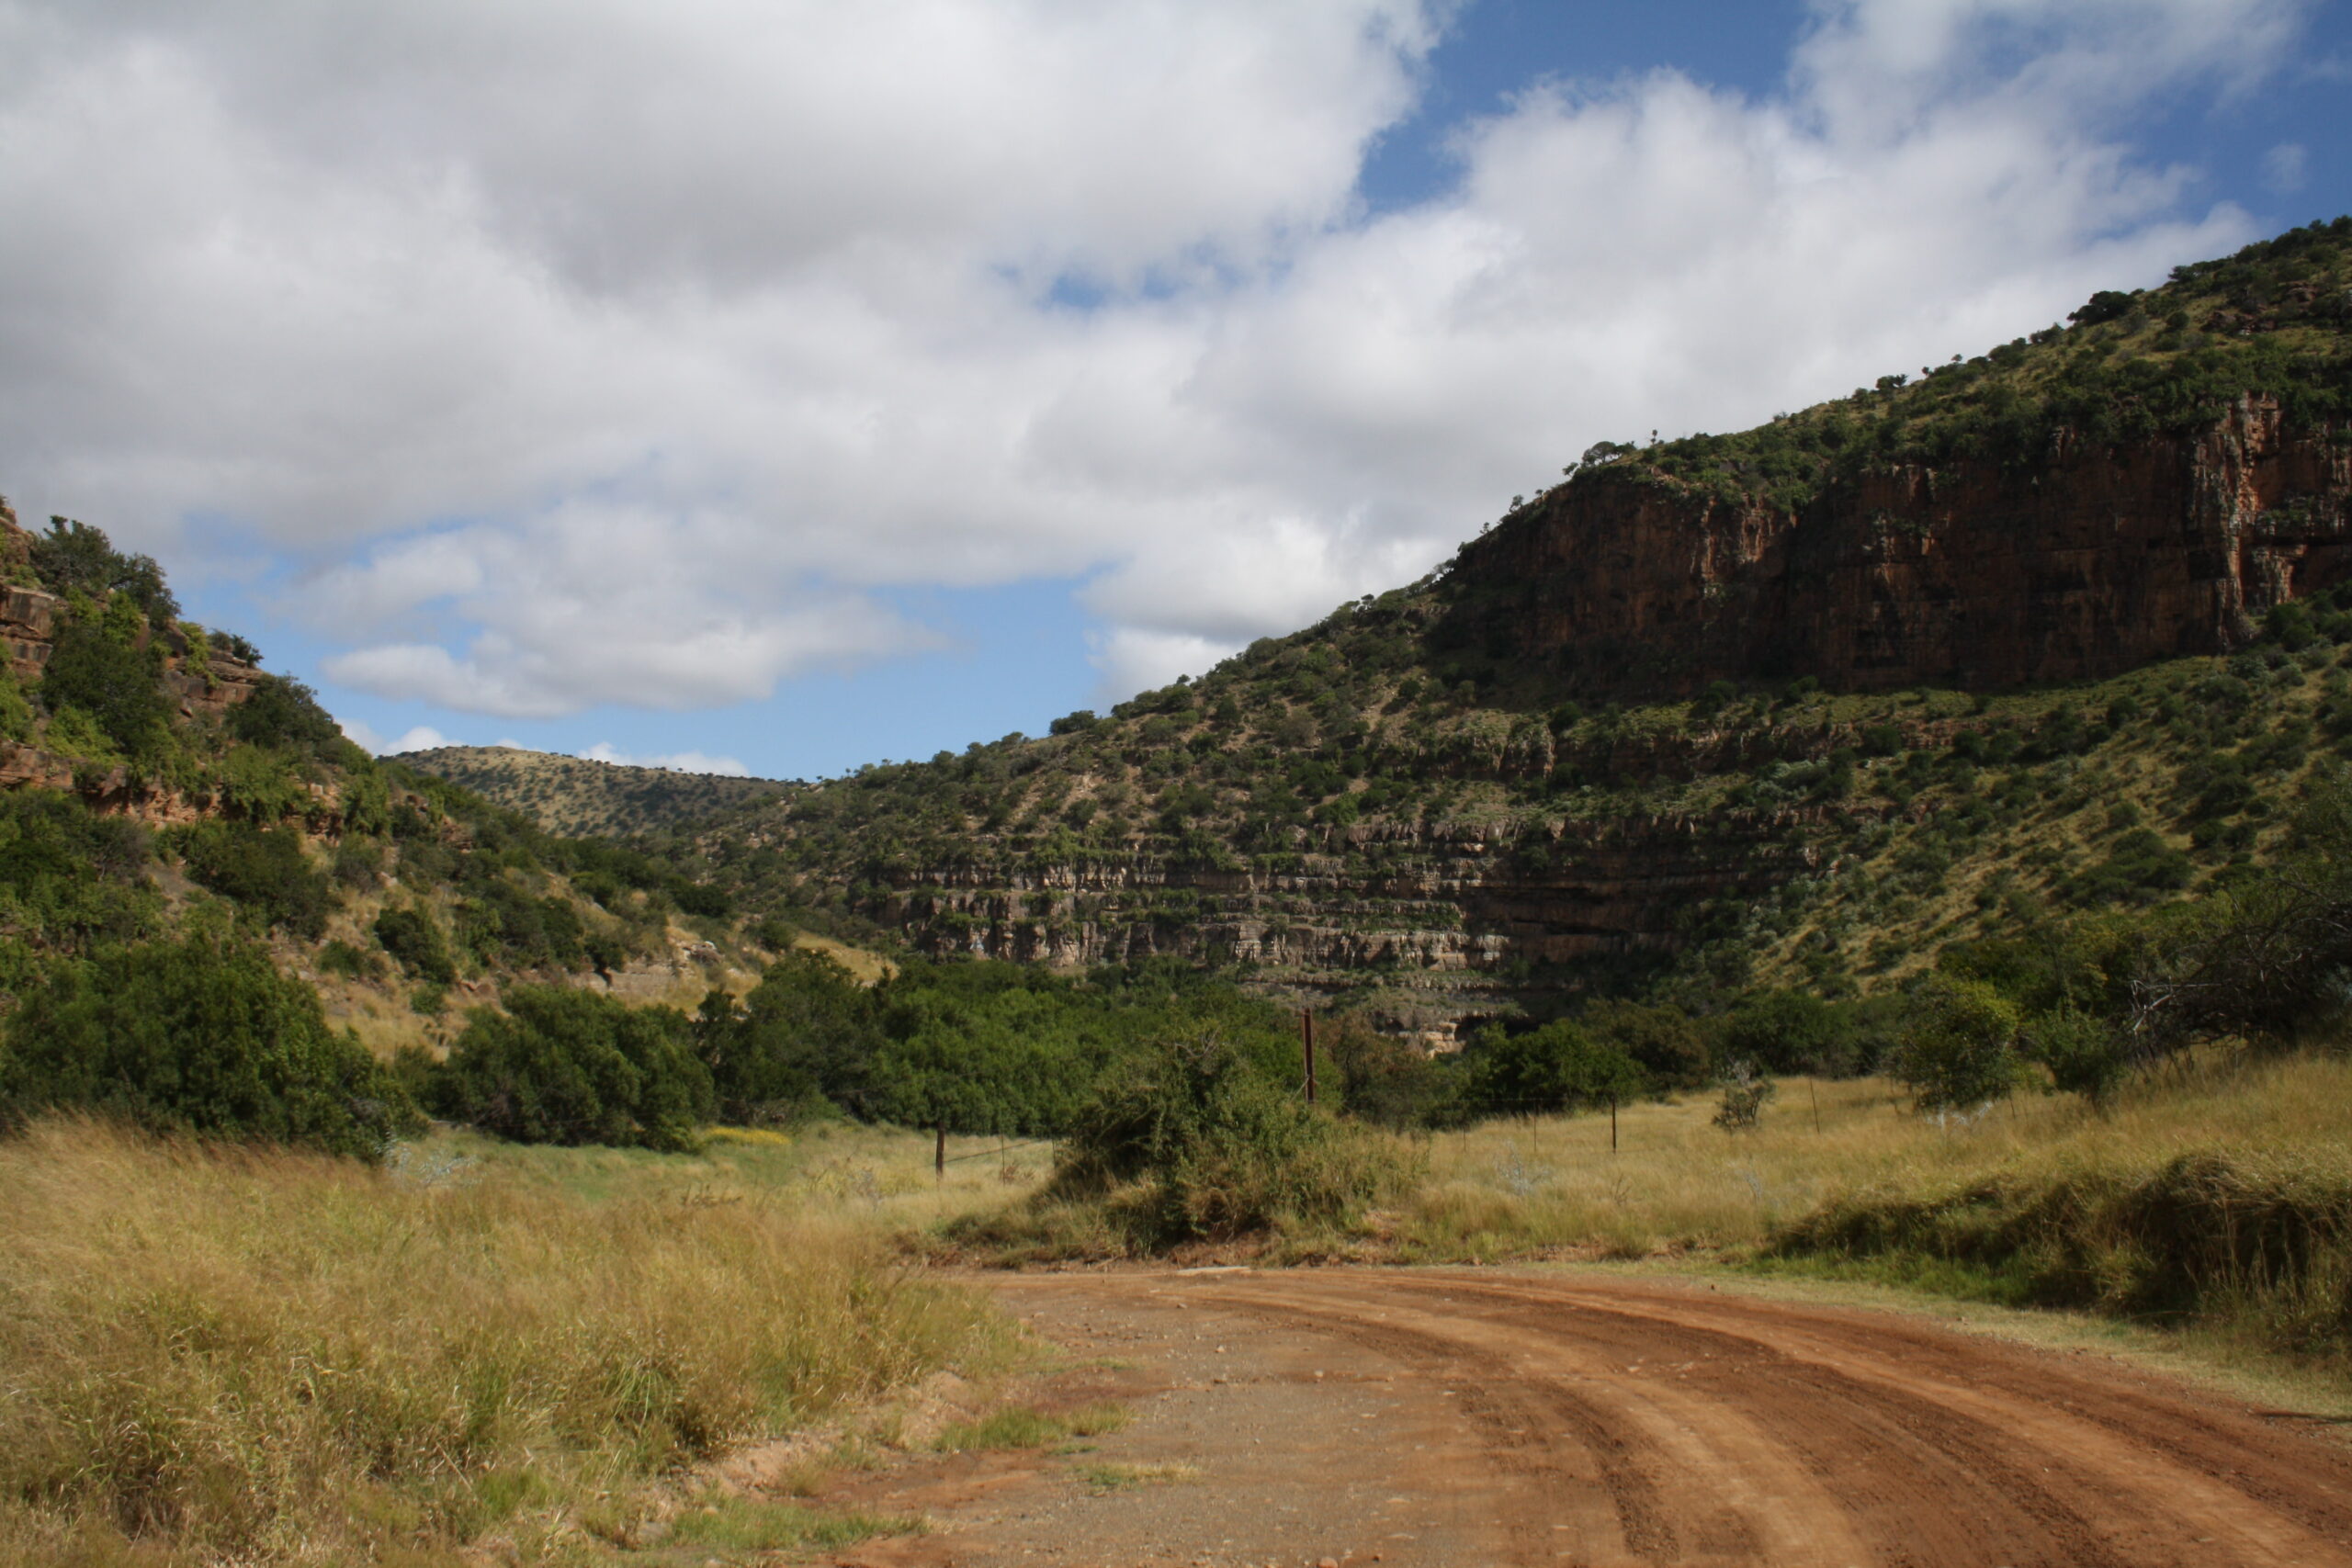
1453,398,2352,695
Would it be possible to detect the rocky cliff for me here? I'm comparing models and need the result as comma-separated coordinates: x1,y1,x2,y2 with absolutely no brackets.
1451,397,2351,696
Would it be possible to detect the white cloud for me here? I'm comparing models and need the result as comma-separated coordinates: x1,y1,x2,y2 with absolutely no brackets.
0,0,2312,719
2264,141,2309,193
338,718,451,755
579,741,751,777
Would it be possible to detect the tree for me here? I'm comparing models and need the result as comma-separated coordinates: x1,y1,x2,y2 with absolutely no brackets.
427,987,711,1150
27,516,178,626
1580,998,1711,1089
1722,989,1854,1076
39,594,171,759
1464,1021,1644,1117
1888,977,2026,1111
0,934,419,1159
695,948,882,1123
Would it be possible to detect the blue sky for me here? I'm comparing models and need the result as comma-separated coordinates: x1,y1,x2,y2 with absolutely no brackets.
5,0,2347,781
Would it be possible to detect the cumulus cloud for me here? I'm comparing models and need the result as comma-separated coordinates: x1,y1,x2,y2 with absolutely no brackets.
579,742,751,777
339,718,451,755
0,0,2312,714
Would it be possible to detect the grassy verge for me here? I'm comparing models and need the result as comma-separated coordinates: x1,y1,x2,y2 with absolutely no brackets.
0,1118,1011,1566
1386,1051,2352,1369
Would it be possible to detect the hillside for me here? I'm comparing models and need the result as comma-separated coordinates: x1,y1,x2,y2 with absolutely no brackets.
667,218,2352,1039
0,505,769,1061
401,744,790,838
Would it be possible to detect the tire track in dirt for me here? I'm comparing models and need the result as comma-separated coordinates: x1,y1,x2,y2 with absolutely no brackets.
816,1268,2352,1568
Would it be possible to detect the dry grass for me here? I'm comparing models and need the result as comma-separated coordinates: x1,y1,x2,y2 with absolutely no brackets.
440,1118,1057,1235
1397,1053,2352,1263
0,1118,1012,1566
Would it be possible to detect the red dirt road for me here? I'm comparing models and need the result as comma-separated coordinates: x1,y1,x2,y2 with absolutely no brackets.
819,1268,2352,1568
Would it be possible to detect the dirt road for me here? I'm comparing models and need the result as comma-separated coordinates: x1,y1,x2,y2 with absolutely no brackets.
814,1268,2352,1567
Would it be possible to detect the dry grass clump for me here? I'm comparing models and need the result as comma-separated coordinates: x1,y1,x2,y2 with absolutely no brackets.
0,1118,1007,1566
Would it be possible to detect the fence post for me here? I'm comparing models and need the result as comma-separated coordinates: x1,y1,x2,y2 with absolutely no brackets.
1302,1009,1317,1105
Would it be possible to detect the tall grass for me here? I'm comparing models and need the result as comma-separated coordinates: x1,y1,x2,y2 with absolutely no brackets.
0,1119,1008,1566
1395,1053,2352,1362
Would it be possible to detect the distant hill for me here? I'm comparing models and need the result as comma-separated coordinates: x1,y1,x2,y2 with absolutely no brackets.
400,746,791,839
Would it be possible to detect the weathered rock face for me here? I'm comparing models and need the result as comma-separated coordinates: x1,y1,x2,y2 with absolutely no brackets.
867,807,1834,1041
1453,399,2352,695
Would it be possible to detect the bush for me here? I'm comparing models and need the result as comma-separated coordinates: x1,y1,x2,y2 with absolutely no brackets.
0,787,158,951
1052,1030,1408,1243
373,904,457,983
1712,1059,1777,1130
2067,828,2191,906
228,672,347,759
428,987,713,1151
174,819,333,939
2027,1007,2129,1104
1321,1012,1460,1128
38,597,171,759
0,934,419,1158
25,516,177,626
1581,998,1712,1089
318,938,386,982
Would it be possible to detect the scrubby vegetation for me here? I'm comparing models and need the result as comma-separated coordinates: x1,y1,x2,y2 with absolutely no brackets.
0,1119,1004,1565
402,744,789,839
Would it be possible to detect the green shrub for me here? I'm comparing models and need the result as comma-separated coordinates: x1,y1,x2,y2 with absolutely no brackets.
0,934,420,1158
1321,1012,1460,1127
1051,1029,1408,1242
2067,828,2191,905
0,788,159,951
427,987,712,1151
454,879,585,970
1579,998,1713,1089
25,516,177,626
373,904,457,983
1712,1059,1777,1130
227,673,345,759
38,597,171,759
174,819,334,939
318,938,386,982
0,664,29,743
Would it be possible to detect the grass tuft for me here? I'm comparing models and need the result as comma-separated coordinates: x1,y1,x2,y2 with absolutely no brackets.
933,1402,1133,1453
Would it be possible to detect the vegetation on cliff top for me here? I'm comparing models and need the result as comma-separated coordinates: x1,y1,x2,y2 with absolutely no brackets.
1565,214,2352,513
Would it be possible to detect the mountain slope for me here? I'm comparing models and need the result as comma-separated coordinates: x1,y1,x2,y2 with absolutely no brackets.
0,506,764,1060
670,219,2352,1038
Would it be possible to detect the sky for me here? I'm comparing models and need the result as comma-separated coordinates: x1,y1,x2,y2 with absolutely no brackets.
0,0,2346,781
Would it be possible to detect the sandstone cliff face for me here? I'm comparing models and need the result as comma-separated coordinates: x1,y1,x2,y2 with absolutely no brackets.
855,807,1836,1042
1453,399,2352,695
